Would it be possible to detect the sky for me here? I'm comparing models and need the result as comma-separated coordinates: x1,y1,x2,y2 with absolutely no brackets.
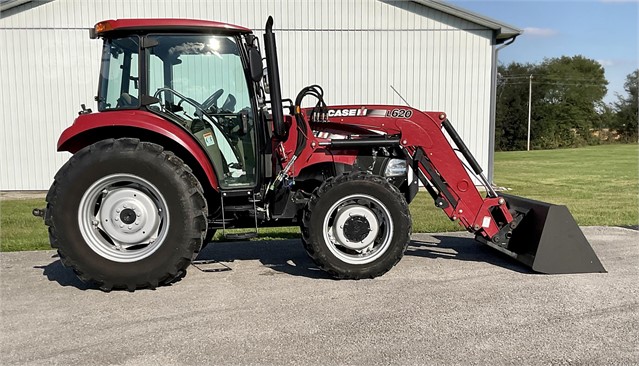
450,0,639,104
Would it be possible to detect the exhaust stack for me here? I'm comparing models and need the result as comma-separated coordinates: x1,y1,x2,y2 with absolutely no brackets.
263,16,286,139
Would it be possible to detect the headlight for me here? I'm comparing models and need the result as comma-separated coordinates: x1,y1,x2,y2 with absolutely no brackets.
384,159,407,177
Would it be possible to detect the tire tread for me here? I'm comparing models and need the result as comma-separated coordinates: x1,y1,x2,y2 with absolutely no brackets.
45,138,207,291
301,172,412,279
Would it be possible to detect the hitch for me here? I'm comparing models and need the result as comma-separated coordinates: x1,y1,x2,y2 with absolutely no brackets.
32,208,46,219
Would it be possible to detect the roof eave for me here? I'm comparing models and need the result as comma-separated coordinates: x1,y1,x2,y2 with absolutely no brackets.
0,0,32,12
412,0,522,39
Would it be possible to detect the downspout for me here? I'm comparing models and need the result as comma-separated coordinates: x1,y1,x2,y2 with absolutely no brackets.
488,34,517,184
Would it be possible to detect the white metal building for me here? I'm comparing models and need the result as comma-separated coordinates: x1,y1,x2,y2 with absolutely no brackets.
0,0,520,190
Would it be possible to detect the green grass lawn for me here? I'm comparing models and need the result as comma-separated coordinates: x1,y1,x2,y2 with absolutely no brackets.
493,144,638,226
1,198,51,252
1,144,637,251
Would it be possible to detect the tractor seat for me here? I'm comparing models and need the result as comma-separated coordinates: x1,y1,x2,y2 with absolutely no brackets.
117,93,138,108
221,94,236,112
191,118,206,134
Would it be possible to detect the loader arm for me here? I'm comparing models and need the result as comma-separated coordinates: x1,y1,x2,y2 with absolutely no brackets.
316,107,512,241
397,115,514,241
315,106,605,274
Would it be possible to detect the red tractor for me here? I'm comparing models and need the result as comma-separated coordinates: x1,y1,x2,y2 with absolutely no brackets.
39,17,605,290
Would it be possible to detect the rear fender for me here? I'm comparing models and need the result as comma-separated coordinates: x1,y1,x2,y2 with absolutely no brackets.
58,110,220,190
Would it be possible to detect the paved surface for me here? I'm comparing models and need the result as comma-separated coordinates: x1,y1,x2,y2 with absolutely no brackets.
1,227,637,365
0,191,47,201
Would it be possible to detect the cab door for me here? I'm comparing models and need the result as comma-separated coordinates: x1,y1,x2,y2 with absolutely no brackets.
145,34,258,189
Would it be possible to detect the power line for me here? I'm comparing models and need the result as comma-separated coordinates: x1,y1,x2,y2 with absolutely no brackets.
501,78,607,84
501,81,606,87
500,74,607,83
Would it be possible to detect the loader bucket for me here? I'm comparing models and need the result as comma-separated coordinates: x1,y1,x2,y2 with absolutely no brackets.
493,193,606,274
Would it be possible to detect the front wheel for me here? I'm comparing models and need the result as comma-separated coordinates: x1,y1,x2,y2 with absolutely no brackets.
45,138,207,291
301,172,412,279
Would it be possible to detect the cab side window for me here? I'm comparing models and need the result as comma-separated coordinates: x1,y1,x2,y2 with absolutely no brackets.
98,36,140,110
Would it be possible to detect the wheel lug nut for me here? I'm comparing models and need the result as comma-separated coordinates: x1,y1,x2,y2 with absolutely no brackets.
135,222,139,225
137,213,141,217
116,209,120,213
123,204,128,208
115,217,119,221
120,224,124,228
128,226,132,229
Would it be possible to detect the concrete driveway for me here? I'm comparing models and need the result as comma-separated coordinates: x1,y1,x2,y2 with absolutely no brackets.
1,227,637,365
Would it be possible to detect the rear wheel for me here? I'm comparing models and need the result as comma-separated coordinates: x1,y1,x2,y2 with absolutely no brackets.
45,138,207,291
301,172,411,279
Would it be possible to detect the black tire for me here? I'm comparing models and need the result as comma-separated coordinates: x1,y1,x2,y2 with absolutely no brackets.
301,172,411,279
45,138,208,291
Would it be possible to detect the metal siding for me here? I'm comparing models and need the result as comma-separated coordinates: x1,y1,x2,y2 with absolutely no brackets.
0,0,493,190
0,28,101,190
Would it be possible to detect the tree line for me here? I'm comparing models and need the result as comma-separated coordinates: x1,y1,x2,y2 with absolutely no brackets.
496,55,638,151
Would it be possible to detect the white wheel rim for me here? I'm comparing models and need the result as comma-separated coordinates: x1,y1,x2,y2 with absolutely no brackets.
78,174,170,263
322,194,394,265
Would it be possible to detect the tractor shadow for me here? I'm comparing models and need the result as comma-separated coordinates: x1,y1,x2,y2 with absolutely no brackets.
197,233,532,278
34,255,95,290
407,234,532,274
34,234,531,290
34,255,186,291
196,239,333,280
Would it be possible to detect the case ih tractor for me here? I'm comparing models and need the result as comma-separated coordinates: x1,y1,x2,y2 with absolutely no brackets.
39,17,605,290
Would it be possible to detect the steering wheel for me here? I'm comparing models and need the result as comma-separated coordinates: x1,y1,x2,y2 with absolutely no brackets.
153,87,243,163
201,88,224,112
177,97,202,110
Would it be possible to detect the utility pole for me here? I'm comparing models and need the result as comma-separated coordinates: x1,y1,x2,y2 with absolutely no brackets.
527,74,533,151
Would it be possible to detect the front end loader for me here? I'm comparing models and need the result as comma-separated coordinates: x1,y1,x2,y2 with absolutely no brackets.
37,17,604,290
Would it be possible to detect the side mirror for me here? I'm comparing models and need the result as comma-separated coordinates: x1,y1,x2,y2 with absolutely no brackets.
248,48,263,82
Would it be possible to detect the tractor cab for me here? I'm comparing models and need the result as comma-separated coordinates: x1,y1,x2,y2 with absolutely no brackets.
93,19,266,190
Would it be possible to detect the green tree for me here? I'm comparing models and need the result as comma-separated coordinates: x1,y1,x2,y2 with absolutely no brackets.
495,62,548,150
613,70,638,142
496,56,609,150
594,104,617,142
533,55,608,148
496,63,529,150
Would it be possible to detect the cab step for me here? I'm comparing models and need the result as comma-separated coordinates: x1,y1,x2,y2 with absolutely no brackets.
220,190,259,242
223,232,259,240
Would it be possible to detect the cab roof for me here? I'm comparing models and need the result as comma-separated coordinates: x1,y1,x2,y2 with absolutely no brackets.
92,18,252,37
